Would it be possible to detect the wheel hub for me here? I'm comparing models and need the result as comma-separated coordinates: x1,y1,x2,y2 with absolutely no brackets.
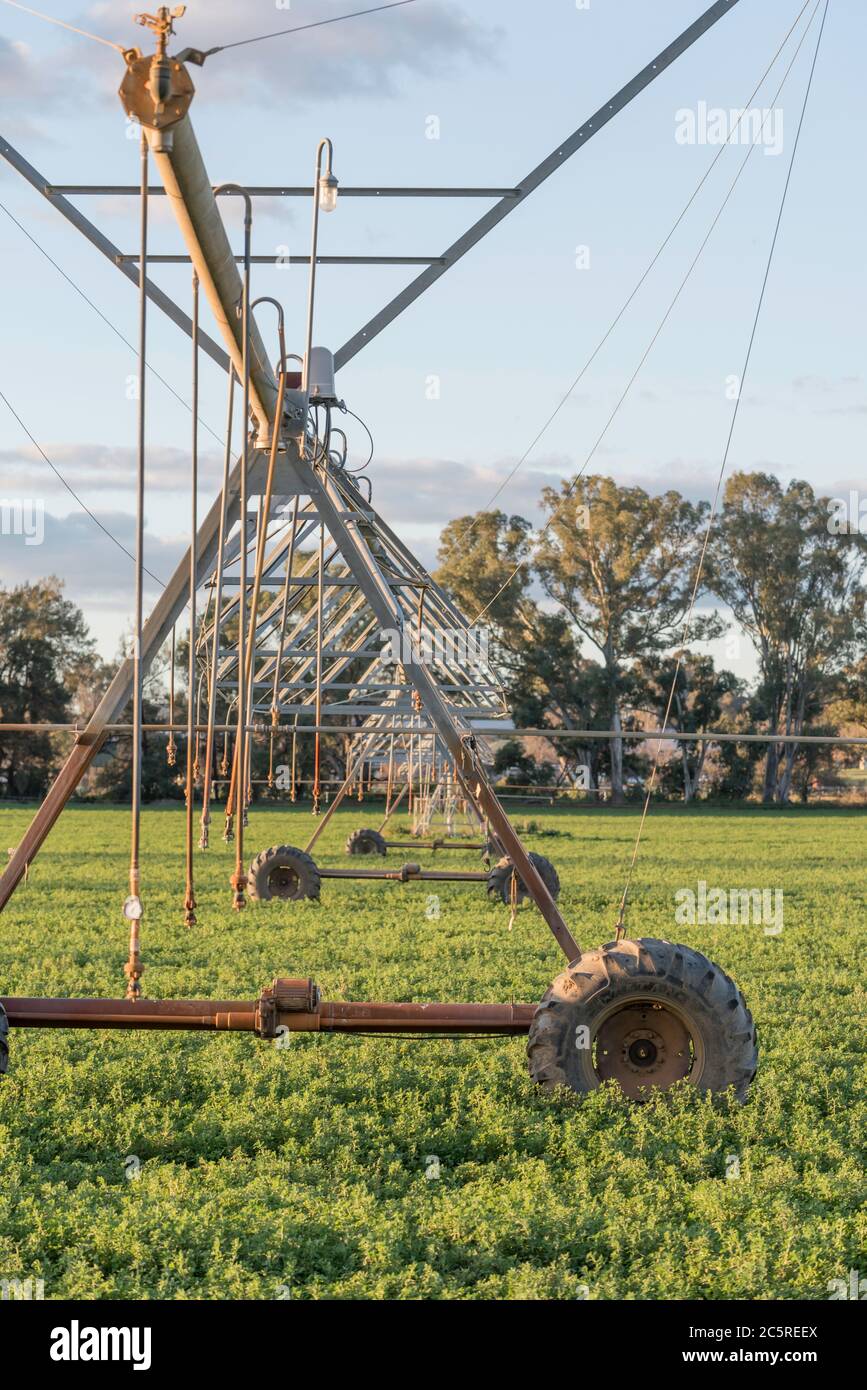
624,1030,663,1071
268,866,300,899
595,1002,695,1098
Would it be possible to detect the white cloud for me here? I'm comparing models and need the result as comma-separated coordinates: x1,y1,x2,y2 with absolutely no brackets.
362,454,563,524
0,33,73,135
1,0,498,140
0,442,224,497
175,0,499,106
0,506,176,608
0,441,565,529
792,373,863,396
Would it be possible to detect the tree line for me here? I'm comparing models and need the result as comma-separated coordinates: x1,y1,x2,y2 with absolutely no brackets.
434,471,867,804
1,471,865,805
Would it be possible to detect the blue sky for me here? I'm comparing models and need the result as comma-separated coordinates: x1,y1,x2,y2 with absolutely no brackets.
0,0,863,676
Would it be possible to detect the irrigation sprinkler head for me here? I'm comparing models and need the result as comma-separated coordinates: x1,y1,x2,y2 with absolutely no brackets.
123,958,143,1000
134,5,187,56
120,7,194,136
230,871,247,911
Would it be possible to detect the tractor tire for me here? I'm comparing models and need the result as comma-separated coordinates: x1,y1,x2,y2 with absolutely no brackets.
345,827,387,857
527,937,757,1102
0,1001,8,1076
487,852,560,905
247,845,321,902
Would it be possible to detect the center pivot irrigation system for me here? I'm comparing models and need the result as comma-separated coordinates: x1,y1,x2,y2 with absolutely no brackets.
5,0,836,1102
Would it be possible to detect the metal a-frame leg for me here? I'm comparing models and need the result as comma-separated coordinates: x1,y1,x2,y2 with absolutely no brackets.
303,462,580,961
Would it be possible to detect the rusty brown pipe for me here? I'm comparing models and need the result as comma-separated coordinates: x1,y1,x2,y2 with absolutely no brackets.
317,1002,535,1034
1,995,535,1035
1,997,258,1031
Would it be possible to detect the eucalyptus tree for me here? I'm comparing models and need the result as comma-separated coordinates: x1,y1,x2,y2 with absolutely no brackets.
708,473,867,804
0,579,96,797
507,610,613,790
436,514,615,789
434,510,535,695
533,476,720,802
634,650,742,801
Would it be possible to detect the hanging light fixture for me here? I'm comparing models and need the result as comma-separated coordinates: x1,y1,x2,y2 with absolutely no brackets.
318,167,339,213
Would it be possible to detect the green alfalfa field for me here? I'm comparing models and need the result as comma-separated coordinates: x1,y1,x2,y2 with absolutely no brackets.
0,800,864,1301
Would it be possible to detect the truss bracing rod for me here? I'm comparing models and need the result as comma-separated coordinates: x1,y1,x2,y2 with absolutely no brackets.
121,254,443,265
49,185,522,198
0,135,230,375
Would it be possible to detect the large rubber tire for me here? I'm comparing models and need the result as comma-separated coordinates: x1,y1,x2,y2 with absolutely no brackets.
247,845,321,902
345,827,387,857
0,1001,8,1076
527,937,757,1102
487,852,560,905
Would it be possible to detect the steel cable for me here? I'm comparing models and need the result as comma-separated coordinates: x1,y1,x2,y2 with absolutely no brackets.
206,1,419,57
472,1,822,630
615,0,830,939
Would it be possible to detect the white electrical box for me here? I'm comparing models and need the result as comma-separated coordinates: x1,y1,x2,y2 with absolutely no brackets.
306,346,338,403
